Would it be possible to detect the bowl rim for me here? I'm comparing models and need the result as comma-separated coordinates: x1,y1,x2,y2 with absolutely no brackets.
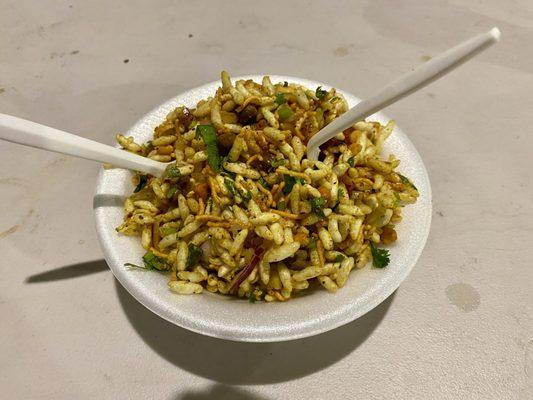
94,75,432,342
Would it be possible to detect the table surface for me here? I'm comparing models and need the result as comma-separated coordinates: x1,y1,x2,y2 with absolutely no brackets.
1,1,532,399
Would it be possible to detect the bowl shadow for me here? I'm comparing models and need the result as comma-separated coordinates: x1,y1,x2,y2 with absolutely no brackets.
176,383,270,400
115,279,396,385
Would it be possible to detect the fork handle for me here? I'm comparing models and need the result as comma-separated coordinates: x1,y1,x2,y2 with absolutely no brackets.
307,27,501,160
0,113,166,177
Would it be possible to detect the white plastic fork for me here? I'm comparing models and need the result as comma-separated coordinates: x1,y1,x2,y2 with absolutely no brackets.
306,27,501,160
0,113,169,177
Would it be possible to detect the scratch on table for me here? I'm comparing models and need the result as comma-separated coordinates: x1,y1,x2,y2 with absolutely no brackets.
0,208,35,239
0,225,19,239
517,338,533,398
525,340,533,377
45,157,67,169
0,177,25,187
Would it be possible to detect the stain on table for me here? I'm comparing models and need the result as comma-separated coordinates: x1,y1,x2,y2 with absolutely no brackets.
446,283,480,312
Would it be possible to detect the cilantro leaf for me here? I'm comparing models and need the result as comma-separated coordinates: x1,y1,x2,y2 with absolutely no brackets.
315,86,328,99
248,291,257,303
347,157,355,167
161,226,177,236
283,175,300,194
224,178,239,197
197,124,221,172
337,188,345,200
310,197,326,219
221,167,236,180
398,173,418,191
370,242,390,268
166,186,178,199
270,158,286,168
186,243,203,268
134,175,148,193
307,237,317,250
164,165,181,179
277,104,293,121
393,192,402,207
275,93,286,105
258,177,272,190
330,96,340,103
333,254,345,263
142,251,171,271
239,189,252,205
225,178,251,204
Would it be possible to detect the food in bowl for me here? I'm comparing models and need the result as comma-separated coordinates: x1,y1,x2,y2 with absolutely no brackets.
116,71,419,302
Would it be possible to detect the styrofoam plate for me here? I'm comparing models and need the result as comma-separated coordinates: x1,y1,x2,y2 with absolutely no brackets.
94,75,432,342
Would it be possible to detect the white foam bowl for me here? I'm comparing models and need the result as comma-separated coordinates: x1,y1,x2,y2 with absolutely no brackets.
94,75,432,342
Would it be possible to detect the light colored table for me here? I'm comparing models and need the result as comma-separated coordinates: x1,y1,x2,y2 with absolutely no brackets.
1,1,532,398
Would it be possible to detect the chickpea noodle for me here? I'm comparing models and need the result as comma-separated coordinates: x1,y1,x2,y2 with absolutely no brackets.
117,71,419,301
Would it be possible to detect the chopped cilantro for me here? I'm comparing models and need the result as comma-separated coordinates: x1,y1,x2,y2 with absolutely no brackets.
370,242,390,268
166,186,178,199
315,86,328,99
142,251,171,271
186,243,203,268
337,188,345,200
161,227,177,236
196,124,221,172
221,166,236,180
307,237,317,250
258,176,272,190
134,175,148,193
248,291,257,303
277,104,293,121
124,255,170,272
310,197,326,219
398,173,418,191
270,158,286,168
224,178,239,197
275,93,286,105
347,157,355,167
164,165,181,179
239,189,252,205
333,254,345,263
330,96,340,103
393,192,402,207
224,178,251,204
283,175,304,194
